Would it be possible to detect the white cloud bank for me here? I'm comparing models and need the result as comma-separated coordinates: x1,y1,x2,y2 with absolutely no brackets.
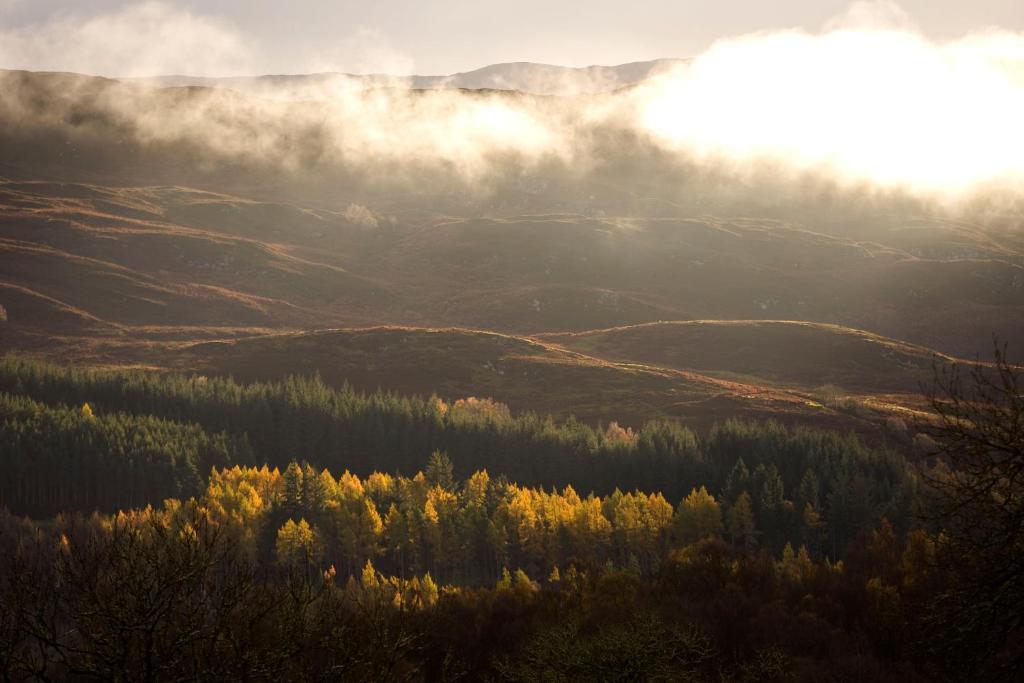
633,24,1024,195
1,1,1023,200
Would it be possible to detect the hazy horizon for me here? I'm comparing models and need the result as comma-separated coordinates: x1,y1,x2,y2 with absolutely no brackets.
0,0,1022,78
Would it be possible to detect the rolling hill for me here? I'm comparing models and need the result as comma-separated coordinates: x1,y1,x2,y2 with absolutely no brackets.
147,325,894,436
0,68,1020,437
540,320,953,394
131,59,687,96
1,177,1020,359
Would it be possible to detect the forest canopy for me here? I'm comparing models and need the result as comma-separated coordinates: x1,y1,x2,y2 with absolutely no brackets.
1,353,1020,679
0,355,913,560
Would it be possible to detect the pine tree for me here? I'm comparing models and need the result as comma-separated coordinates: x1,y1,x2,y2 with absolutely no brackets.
723,458,750,503
282,461,304,514
797,470,820,510
801,502,825,559
425,450,454,490
300,463,326,515
727,491,757,552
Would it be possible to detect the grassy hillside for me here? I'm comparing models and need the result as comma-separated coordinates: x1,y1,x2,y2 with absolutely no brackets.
540,320,955,394
177,328,791,419
2,178,1022,360
133,325,918,440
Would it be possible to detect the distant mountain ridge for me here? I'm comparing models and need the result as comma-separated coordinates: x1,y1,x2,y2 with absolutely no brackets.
129,59,687,96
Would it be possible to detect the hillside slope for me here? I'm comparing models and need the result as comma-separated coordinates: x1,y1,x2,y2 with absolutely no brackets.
166,326,845,430
540,320,955,394
1,178,1021,360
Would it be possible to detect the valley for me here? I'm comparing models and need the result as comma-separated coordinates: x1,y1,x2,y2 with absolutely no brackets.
2,14,1023,674
0,158,1015,440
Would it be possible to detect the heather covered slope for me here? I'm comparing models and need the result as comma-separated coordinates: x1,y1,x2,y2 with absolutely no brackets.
167,326,845,430
1,177,1021,359
540,320,955,393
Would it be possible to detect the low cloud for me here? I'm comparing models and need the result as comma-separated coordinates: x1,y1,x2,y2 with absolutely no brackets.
631,21,1024,196
1,2,1023,203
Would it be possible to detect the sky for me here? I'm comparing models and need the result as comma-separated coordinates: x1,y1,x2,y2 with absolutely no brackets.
0,0,1022,76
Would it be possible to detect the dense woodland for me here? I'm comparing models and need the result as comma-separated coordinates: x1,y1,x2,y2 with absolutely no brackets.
0,471,940,682
0,353,1021,680
0,356,912,558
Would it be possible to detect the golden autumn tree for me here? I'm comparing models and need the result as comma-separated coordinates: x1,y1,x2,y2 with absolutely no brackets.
674,486,724,544
275,518,322,567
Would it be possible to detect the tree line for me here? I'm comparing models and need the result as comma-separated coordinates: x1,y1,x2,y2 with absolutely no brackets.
0,392,248,516
0,355,914,555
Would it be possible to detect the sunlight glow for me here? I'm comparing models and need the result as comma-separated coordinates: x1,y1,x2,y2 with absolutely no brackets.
635,28,1024,195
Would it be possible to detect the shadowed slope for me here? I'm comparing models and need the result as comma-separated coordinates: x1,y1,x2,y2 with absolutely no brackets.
540,320,959,393
164,325,885,434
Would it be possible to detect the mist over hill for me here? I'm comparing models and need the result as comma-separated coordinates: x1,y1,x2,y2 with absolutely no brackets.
130,59,687,96
0,55,1022,432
